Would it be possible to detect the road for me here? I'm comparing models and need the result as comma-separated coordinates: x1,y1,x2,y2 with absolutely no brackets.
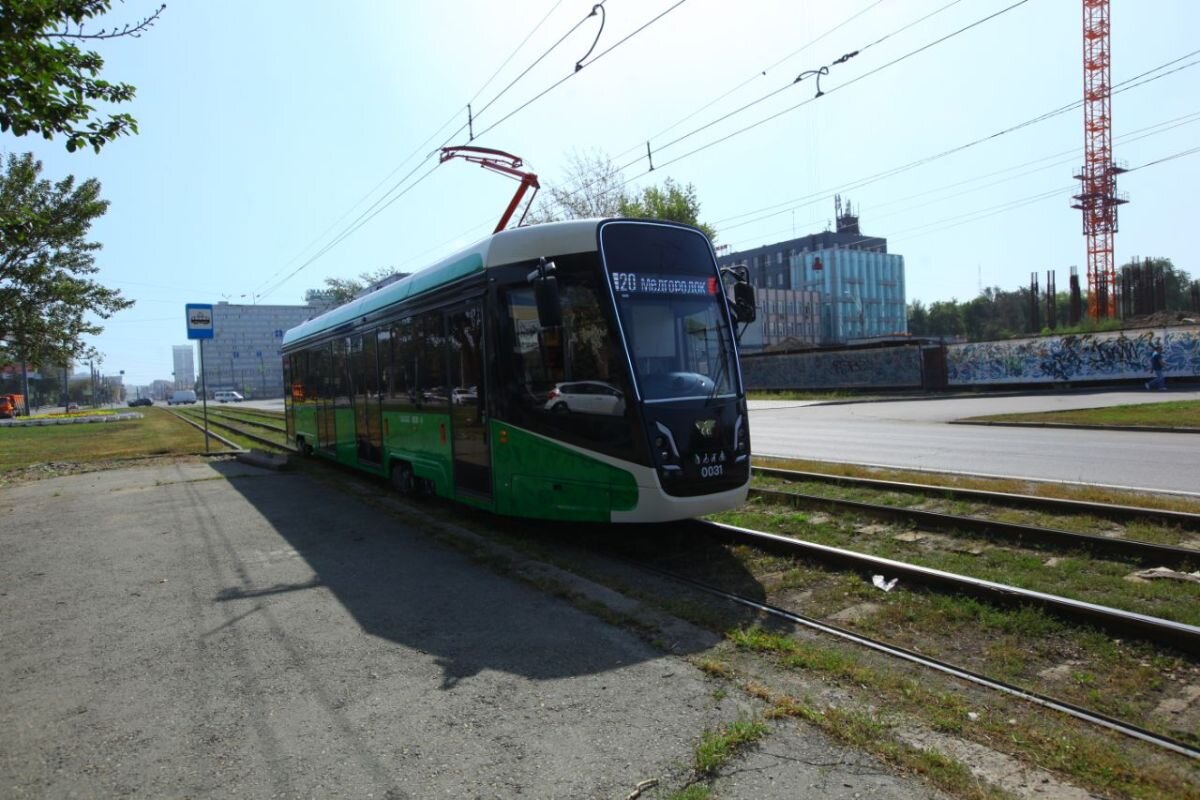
749,388,1200,496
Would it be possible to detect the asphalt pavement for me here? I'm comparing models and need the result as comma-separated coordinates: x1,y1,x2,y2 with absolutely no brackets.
749,387,1200,495
0,459,942,799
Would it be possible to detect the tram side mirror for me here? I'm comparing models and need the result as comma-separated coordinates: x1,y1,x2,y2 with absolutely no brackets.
528,258,562,329
733,281,756,323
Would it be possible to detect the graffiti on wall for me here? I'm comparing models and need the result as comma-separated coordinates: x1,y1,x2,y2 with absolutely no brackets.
742,346,923,390
947,326,1200,386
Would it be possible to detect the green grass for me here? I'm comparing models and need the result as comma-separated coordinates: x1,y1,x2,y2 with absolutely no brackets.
747,390,862,401
0,407,209,474
967,399,1200,429
753,455,1200,514
694,717,768,774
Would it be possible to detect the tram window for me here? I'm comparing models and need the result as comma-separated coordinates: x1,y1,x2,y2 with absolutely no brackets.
418,310,448,408
499,256,634,456
289,352,308,403
332,338,350,406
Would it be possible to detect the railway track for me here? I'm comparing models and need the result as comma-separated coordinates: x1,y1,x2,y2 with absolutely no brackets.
639,518,1200,760
682,518,1200,656
640,520,1200,761
752,464,1200,529
747,484,1200,569
175,408,291,452
208,409,286,434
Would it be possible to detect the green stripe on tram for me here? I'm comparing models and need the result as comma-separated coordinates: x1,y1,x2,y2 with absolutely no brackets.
490,421,638,522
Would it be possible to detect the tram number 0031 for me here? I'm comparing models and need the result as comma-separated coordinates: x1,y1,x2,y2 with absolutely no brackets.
700,464,724,479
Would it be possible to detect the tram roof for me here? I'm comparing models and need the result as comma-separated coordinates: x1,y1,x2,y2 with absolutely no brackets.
281,219,604,349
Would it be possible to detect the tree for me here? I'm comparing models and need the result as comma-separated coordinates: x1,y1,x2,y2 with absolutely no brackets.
528,149,717,239
0,152,132,372
305,266,409,307
618,177,716,241
0,1,165,153
925,300,965,338
527,149,626,223
906,300,928,335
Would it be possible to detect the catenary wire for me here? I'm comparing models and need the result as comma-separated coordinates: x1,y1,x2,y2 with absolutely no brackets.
611,0,893,162
253,0,574,295
471,0,692,141
618,0,977,171
718,109,1200,236
641,0,1035,175
711,49,1200,229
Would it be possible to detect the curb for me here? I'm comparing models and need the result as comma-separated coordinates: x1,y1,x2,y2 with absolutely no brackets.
949,419,1200,434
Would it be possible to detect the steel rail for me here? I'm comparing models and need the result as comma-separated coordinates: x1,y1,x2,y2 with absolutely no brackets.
752,465,1200,530
685,519,1200,656
748,486,1200,569
165,409,245,452
207,409,287,434
176,409,291,453
635,549,1200,761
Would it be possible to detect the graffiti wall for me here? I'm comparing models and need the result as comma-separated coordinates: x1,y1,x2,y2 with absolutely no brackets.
946,326,1200,386
742,346,923,390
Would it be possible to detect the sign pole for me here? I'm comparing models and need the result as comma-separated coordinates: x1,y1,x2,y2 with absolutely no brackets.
199,339,210,453
185,303,216,453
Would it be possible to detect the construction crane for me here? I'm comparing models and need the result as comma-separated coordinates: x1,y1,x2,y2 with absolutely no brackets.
1070,0,1127,319
439,146,540,234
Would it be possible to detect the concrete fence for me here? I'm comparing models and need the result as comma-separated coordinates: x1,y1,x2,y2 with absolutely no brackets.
739,326,1200,390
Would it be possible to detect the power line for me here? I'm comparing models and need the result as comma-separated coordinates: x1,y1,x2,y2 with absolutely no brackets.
255,1,689,300
258,163,441,299
727,143,1200,252
468,0,568,106
611,0,894,163
619,0,978,173
472,0,692,141
710,48,1200,230
253,1,575,296
644,0,1035,177
718,108,1200,237
540,0,1008,219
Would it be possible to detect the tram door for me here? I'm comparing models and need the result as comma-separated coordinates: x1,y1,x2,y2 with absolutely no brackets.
351,332,383,465
314,342,336,453
448,302,491,498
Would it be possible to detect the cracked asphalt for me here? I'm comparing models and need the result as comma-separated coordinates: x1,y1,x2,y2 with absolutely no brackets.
0,459,943,799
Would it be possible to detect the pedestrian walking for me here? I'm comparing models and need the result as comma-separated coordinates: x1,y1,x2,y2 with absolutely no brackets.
1145,344,1166,391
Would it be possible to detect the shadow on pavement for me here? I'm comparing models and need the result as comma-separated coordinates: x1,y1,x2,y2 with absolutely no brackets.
207,461,765,688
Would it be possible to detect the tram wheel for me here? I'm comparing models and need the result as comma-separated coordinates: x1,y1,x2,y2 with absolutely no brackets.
391,462,416,495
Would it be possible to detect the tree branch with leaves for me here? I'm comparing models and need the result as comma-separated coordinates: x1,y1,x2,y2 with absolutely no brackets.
0,1,165,153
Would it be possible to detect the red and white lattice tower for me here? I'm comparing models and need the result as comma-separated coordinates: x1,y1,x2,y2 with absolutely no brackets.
1071,0,1127,319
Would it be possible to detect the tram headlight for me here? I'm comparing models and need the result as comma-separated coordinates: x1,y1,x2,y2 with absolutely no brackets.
653,422,682,473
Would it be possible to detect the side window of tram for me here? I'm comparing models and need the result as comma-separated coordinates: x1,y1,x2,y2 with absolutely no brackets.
418,310,448,408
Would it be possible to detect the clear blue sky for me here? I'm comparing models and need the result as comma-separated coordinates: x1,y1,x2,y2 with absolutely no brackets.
4,0,1197,385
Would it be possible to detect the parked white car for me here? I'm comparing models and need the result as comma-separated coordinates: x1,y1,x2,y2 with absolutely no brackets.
544,381,625,416
168,390,197,405
215,391,244,403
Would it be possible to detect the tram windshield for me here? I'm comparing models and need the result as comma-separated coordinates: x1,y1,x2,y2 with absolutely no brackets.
601,222,738,402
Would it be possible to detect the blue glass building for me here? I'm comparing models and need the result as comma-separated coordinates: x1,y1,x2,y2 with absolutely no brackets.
716,207,906,347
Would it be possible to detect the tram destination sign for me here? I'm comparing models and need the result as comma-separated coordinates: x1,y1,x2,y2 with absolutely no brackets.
610,271,718,297
185,303,215,340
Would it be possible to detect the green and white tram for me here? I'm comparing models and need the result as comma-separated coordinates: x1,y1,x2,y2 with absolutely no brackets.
281,218,755,522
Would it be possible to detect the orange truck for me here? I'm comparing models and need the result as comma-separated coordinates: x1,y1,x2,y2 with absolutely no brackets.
0,393,26,418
